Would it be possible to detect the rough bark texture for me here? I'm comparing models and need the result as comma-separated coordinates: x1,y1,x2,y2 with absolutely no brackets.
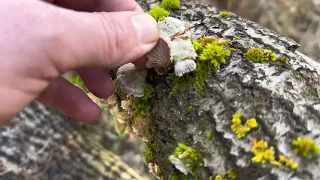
0,102,150,180
1,0,320,180
137,0,320,180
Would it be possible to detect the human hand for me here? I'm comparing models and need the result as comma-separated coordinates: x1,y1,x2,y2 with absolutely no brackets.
0,0,159,125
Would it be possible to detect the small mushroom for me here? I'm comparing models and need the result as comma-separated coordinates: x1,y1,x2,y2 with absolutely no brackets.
146,17,197,77
115,63,147,97
146,37,172,75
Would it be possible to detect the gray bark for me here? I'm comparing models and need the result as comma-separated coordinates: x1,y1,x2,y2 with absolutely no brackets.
1,0,320,180
0,102,150,180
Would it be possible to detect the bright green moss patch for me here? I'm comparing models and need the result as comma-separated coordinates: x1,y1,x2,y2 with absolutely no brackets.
170,37,232,97
174,143,204,166
169,143,204,178
292,137,320,159
68,73,86,90
144,144,155,163
219,11,230,18
148,6,169,21
162,0,181,10
231,113,258,139
227,170,237,180
279,56,289,62
243,48,278,63
132,83,155,118
207,131,213,140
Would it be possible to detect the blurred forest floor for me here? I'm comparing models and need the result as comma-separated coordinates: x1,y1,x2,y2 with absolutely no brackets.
224,0,320,61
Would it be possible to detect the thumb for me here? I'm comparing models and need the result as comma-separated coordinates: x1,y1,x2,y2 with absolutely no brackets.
48,9,159,72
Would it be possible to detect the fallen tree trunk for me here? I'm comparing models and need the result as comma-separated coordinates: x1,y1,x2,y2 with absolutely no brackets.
1,0,320,180
134,0,320,180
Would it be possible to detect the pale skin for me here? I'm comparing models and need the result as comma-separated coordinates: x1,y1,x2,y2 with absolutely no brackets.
0,0,159,125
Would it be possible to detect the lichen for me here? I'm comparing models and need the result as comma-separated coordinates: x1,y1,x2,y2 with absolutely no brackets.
170,37,232,97
292,137,320,159
162,0,181,10
169,143,204,177
219,11,230,18
148,6,169,21
251,140,299,169
231,113,258,139
243,48,277,63
132,83,155,118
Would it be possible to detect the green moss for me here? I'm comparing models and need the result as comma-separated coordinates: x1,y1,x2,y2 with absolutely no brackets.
169,73,194,98
292,137,320,159
132,83,155,118
243,48,265,63
244,48,278,63
170,173,180,180
162,0,181,10
219,11,230,18
227,170,237,180
188,105,193,111
279,56,289,63
264,50,277,62
207,131,213,140
170,37,232,97
174,143,204,167
148,6,169,21
68,73,86,90
144,144,155,163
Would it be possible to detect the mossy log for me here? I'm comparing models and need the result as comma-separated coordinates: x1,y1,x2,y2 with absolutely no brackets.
1,0,320,180
136,0,320,180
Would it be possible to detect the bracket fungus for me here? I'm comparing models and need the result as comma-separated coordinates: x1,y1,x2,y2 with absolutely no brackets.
146,17,197,77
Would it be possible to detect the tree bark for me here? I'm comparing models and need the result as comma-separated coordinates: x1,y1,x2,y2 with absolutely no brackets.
136,0,320,180
1,0,320,180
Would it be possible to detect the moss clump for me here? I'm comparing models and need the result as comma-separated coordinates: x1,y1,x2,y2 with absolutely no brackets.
279,56,289,62
174,143,204,166
231,113,258,139
214,174,226,180
227,170,237,180
219,11,230,18
144,144,155,163
251,139,298,169
68,73,86,90
292,137,320,159
170,37,232,97
162,0,181,10
132,83,155,118
243,48,277,63
169,143,204,178
264,50,277,62
279,155,298,169
148,6,169,21
207,131,213,140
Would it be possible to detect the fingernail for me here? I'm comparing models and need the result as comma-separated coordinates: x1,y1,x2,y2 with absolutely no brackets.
131,13,159,51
